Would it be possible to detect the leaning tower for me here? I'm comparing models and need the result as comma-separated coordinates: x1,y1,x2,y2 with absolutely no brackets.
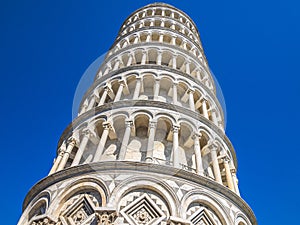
18,3,257,225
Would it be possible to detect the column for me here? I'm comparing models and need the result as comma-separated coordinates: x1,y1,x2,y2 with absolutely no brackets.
79,100,88,115
146,32,151,42
127,54,133,66
57,138,77,171
193,134,204,175
153,79,160,100
141,51,147,64
172,55,177,69
113,59,120,70
98,87,109,106
114,81,125,102
87,96,96,110
93,123,111,162
146,121,157,162
133,78,141,100
134,36,139,44
71,130,90,166
172,83,178,104
185,61,190,74
224,157,235,191
202,99,209,119
118,120,133,160
157,51,162,65
188,89,195,111
211,109,218,126
210,144,222,184
48,143,65,175
196,70,201,80
171,36,176,45
159,33,164,42
232,171,241,196
172,126,180,168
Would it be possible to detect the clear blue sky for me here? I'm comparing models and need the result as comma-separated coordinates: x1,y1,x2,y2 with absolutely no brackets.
1,0,299,224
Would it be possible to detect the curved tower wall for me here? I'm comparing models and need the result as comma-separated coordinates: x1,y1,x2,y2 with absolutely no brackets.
18,3,256,225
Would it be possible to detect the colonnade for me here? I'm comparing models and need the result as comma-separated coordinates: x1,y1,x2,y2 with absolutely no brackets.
49,115,238,194
120,17,199,46
98,47,213,91
122,6,199,41
109,29,204,64
80,75,222,129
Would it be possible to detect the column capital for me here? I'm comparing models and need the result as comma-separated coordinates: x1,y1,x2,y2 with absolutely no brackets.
118,79,126,86
172,125,180,133
149,121,157,129
103,122,112,130
125,120,134,127
67,137,78,146
208,140,219,151
187,88,195,94
192,132,202,139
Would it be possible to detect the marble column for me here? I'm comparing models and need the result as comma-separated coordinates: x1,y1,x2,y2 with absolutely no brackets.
87,96,96,110
146,121,157,162
113,59,120,70
127,54,133,66
185,61,190,74
159,33,164,42
133,78,141,100
98,87,109,106
172,125,180,168
173,83,178,104
232,171,240,196
211,109,218,126
57,138,77,171
48,143,66,175
202,99,209,119
210,143,222,184
153,79,160,100
188,89,195,111
71,130,91,166
93,123,111,162
118,120,133,160
114,81,125,102
193,133,204,175
172,55,177,69
141,51,147,64
157,51,162,65
224,157,235,191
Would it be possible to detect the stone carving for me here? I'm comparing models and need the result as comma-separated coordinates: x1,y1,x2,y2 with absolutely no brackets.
30,217,56,225
95,210,117,225
120,193,166,225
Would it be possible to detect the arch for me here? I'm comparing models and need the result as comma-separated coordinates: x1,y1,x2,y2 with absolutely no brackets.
181,190,232,225
27,191,51,221
51,177,108,217
110,176,179,216
235,212,251,225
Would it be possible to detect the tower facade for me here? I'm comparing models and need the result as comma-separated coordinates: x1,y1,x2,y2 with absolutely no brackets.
18,3,256,225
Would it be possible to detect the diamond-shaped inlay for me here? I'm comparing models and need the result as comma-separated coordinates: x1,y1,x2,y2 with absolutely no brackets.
120,193,166,225
188,206,221,225
61,194,97,225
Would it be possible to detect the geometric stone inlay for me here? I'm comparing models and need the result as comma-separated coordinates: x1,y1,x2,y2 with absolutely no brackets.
61,194,97,225
120,194,166,225
187,205,222,225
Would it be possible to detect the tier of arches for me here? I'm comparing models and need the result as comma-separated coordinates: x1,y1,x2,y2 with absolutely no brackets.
119,16,200,47
24,177,251,225
80,73,223,129
108,28,206,66
121,4,199,41
98,46,214,91
49,111,237,194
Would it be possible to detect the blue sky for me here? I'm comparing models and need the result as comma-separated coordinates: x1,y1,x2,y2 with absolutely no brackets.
1,0,299,224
